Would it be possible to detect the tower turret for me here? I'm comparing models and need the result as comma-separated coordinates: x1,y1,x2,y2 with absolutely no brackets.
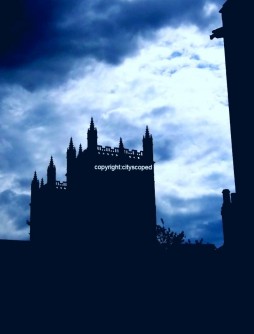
40,178,44,188
222,189,231,206
119,137,124,157
47,156,56,187
66,137,76,186
142,126,153,162
30,171,40,242
221,189,233,248
87,117,98,152
31,171,40,194
67,138,76,159
78,144,82,157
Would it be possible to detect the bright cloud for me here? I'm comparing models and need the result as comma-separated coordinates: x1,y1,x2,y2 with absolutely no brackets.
0,16,233,246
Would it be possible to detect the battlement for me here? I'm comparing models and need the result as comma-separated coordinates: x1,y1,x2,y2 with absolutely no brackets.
56,181,67,190
33,119,153,193
97,145,143,160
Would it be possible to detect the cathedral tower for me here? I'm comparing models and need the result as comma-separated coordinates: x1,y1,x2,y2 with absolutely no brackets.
143,126,153,162
87,117,97,152
29,119,157,256
66,137,76,187
47,156,56,188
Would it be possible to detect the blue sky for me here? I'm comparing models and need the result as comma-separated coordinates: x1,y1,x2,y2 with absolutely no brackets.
0,0,234,246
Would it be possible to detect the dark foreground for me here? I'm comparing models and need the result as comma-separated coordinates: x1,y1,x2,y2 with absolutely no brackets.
0,240,252,332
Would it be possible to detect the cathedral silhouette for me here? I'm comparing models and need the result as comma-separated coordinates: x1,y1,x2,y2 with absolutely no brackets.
29,118,157,255
1,3,251,330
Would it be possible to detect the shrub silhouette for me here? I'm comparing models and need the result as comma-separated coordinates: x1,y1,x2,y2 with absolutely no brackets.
156,218,185,250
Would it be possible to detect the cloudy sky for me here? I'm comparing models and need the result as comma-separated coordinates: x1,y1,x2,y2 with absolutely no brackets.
0,0,234,246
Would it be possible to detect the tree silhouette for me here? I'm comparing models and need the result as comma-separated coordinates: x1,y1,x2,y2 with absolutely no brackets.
156,218,185,250
195,238,204,245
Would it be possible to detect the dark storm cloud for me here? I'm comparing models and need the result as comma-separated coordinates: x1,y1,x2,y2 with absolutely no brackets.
0,190,30,239
14,178,31,193
155,140,175,162
0,89,69,175
0,126,33,172
0,0,222,88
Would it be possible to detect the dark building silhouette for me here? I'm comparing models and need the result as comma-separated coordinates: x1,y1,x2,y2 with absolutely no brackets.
2,4,251,330
211,0,253,251
28,118,157,255
1,4,252,331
